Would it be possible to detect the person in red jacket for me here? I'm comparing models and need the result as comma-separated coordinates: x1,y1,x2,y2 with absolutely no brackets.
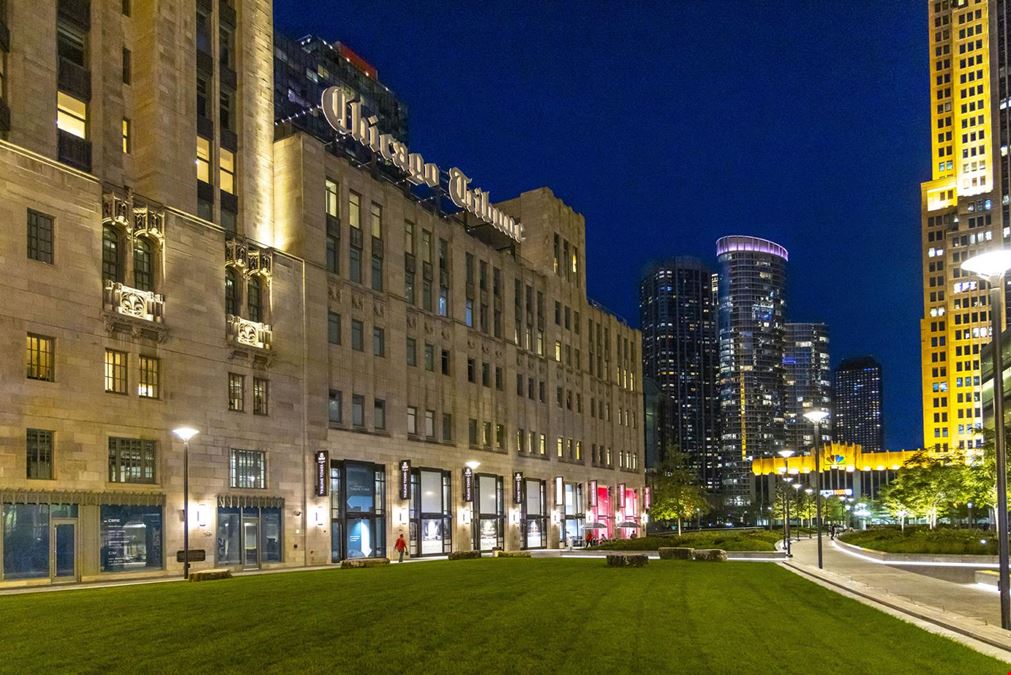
394,533,408,563
585,530,594,548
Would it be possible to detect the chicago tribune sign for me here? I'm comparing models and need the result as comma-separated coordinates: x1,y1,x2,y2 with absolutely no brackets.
321,87,524,243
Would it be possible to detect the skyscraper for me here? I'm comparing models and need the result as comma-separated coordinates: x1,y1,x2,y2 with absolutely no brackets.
833,357,885,453
639,258,720,490
783,323,832,452
920,0,1009,458
716,236,788,508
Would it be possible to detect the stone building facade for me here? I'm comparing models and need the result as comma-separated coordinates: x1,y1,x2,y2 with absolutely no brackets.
0,0,644,587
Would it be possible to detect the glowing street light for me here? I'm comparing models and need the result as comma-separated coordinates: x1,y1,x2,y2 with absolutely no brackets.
172,426,199,580
804,409,829,569
962,248,1011,630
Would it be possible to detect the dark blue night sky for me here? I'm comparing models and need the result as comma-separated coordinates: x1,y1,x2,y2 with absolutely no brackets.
275,1,928,450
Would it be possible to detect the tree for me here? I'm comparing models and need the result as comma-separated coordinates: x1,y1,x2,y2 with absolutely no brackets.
648,447,710,535
879,450,972,529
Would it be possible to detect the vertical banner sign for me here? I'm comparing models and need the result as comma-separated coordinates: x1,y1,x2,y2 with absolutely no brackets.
400,460,411,500
314,451,329,497
554,476,564,506
618,483,626,509
589,480,598,508
513,472,524,505
644,486,652,511
463,466,474,502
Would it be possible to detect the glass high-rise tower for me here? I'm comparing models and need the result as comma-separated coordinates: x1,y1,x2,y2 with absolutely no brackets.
783,323,832,453
834,356,884,453
639,258,720,490
716,236,788,508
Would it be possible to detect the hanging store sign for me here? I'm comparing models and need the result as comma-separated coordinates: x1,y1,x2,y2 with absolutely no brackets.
618,483,626,509
643,486,651,511
400,460,411,500
314,451,329,497
513,472,524,505
588,480,597,508
321,86,524,243
554,476,564,506
463,466,474,502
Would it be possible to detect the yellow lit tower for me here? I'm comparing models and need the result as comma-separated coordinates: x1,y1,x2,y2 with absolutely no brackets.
920,0,1006,459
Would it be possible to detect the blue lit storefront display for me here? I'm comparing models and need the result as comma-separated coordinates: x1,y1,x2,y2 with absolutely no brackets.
329,460,386,561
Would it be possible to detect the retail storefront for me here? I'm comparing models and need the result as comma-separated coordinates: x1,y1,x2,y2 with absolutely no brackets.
522,478,547,549
410,468,452,556
473,473,504,551
559,481,585,547
1,490,164,584
588,483,613,540
216,495,283,569
329,460,386,561
617,485,640,539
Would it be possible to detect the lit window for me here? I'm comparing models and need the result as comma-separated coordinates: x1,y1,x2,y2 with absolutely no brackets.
220,148,235,194
326,179,338,218
26,334,54,381
196,136,211,183
229,449,265,489
104,349,128,394
138,356,159,398
228,373,244,411
57,92,87,139
122,118,131,153
349,192,361,229
253,378,269,416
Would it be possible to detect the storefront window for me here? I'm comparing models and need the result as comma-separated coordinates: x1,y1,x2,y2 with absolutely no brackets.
412,469,451,556
216,505,282,567
100,505,163,572
2,504,49,579
561,483,585,547
475,474,504,551
330,461,386,561
523,479,546,549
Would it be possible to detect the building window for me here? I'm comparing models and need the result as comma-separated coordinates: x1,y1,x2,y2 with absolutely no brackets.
326,179,339,218
225,269,239,315
442,414,453,442
424,343,435,372
26,429,54,480
329,390,342,425
228,373,244,411
406,337,417,366
327,234,339,274
496,424,505,449
220,87,234,132
482,422,492,447
122,47,131,84
349,247,362,283
133,238,154,291
108,437,157,484
468,419,478,445
349,191,361,229
196,136,211,184
230,449,266,489
373,327,385,357
102,225,121,282
57,92,87,139
371,255,383,291
138,356,159,398
196,74,210,119
27,210,54,264
328,312,341,345
370,202,383,239
220,148,235,194
351,320,364,351
352,394,365,427
100,504,164,573
122,118,131,153
253,378,269,416
374,399,386,430
441,349,451,376
468,358,476,383
425,410,435,438
26,334,54,381
247,276,263,323
104,349,128,394
407,406,418,435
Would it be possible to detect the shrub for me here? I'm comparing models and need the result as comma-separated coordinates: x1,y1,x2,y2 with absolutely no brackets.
839,527,995,555
692,549,727,562
493,550,532,558
448,550,483,560
342,558,390,569
658,547,694,560
592,529,778,552
606,554,648,567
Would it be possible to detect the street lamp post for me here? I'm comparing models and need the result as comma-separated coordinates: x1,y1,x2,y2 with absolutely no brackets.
778,450,794,556
172,427,199,580
962,249,1011,631
804,409,830,570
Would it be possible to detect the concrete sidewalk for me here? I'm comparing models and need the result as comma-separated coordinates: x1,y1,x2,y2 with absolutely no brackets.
784,537,1011,660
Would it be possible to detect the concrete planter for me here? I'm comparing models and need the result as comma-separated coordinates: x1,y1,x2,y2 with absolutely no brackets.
606,554,649,567
658,547,694,560
836,539,998,564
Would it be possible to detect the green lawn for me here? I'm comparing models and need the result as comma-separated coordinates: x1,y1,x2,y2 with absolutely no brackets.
840,527,997,555
0,559,1003,674
592,528,781,551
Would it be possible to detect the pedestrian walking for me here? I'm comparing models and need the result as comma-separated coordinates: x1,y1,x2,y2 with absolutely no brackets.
394,532,407,562
585,530,594,548
830,524,836,541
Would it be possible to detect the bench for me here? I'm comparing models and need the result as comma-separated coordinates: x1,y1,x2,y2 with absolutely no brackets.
658,547,694,560
189,568,232,582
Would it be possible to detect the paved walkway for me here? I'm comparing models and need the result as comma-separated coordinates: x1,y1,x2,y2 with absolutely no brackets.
784,536,1011,660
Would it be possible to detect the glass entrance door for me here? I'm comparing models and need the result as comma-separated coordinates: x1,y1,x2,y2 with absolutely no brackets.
52,520,76,581
242,516,259,568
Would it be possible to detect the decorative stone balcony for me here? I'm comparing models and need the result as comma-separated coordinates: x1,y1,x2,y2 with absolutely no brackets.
103,281,167,341
226,238,272,276
227,314,272,351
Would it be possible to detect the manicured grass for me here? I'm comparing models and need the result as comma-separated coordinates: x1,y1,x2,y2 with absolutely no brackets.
593,528,781,551
841,526,997,555
0,559,1003,673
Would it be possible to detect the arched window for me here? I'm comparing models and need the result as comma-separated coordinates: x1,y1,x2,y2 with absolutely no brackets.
225,269,239,316
247,276,262,323
102,225,121,283
133,238,153,292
